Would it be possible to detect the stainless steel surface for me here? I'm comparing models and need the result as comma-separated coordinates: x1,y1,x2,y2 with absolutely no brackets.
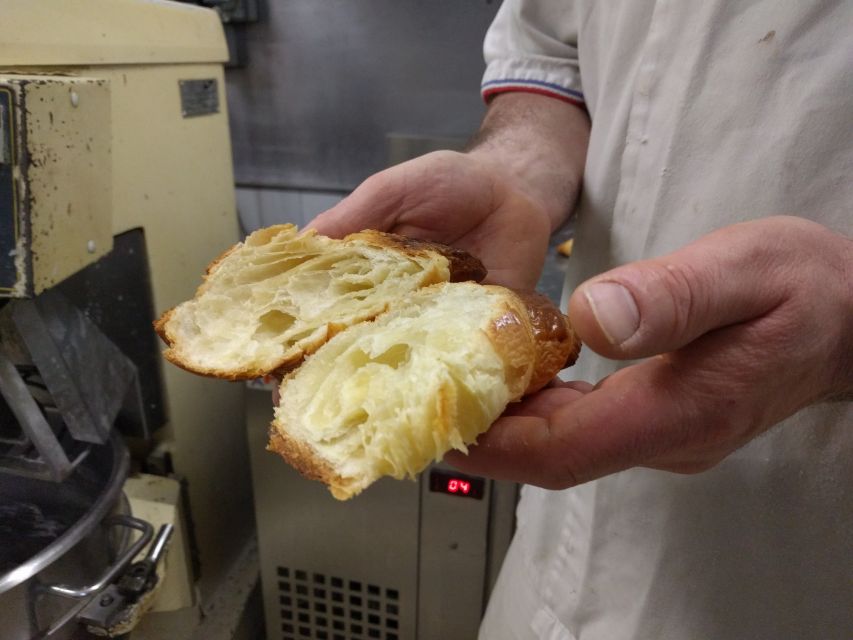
76,522,173,632
0,432,133,639
417,462,491,640
0,289,140,482
539,222,575,305
246,389,418,640
386,133,469,168
247,382,517,640
7,290,137,446
0,350,82,481
55,228,167,440
76,583,126,632
0,433,128,594
225,0,499,191
45,515,153,599
484,478,519,599
147,524,175,567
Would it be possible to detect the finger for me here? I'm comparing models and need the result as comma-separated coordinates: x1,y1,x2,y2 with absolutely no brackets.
307,150,496,240
545,378,596,393
502,383,592,418
307,170,406,238
444,385,590,479
444,414,554,480
450,301,812,489
567,217,797,359
445,352,738,488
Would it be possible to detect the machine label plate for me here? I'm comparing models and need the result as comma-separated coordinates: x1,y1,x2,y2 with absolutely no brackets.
0,87,19,293
179,78,219,117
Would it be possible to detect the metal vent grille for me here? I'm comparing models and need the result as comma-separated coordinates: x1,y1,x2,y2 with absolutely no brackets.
277,566,401,640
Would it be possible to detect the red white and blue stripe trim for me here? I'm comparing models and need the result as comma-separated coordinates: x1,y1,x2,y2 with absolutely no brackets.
481,78,585,107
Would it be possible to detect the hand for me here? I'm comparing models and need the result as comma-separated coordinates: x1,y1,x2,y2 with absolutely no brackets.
447,216,853,487
308,150,552,289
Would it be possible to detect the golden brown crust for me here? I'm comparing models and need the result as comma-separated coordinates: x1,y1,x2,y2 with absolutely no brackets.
487,289,582,397
485,302,538,400
266,426,357,500
152,308,173,345
511,290,582,393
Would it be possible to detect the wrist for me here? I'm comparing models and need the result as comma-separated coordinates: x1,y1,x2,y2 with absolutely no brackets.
466,92,590,231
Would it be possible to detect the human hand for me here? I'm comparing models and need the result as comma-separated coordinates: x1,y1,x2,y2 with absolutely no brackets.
447,216,853,487
308,150,552,289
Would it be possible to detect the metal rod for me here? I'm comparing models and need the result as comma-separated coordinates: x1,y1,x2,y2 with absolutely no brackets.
45,515,154,599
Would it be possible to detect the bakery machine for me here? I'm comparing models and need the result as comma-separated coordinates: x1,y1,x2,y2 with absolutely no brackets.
245,325,518,640
0,0,255,637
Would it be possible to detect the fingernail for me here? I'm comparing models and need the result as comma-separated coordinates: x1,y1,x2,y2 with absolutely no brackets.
584,282,640,345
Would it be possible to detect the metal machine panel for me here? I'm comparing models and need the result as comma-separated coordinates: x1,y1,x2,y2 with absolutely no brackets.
248,383,518,640
246,387,418,640
0,75,112,297
86,62,252,605
56,228,166,439
417,464,491,640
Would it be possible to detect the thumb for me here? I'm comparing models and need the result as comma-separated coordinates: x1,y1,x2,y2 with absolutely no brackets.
567,221,790,359
307,170,403,239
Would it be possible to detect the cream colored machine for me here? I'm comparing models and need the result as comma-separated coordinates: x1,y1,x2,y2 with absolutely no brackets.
2,2,518,638
0,0,255,630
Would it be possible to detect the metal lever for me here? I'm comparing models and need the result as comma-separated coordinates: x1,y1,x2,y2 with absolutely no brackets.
42,515,154,636
115,524,174,598
46,515,153,599
75,523,174,634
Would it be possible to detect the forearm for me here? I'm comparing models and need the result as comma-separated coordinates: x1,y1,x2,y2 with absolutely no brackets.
466,93,591,231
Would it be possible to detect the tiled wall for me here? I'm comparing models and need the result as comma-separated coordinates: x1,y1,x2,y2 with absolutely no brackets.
236,187,346,234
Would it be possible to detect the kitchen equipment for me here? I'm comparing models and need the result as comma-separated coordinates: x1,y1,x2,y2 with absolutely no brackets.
0,433,155,639
0,1,255,626
77,523,175,635
246,385,518,640
0,289,142,482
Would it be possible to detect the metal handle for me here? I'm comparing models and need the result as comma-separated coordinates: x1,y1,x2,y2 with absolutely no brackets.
45,514,154,599
145,523,174,566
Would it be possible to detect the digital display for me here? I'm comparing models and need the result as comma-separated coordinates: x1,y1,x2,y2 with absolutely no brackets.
428,470,485,500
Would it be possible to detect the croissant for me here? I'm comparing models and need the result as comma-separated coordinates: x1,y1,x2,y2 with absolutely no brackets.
155,226,580,499
269,282,580,499
154,223,486,379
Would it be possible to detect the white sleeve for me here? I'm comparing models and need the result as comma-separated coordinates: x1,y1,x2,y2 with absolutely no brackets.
482,0,584,106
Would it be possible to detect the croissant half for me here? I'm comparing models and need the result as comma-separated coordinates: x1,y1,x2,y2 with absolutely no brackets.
154,224,486,379
155,225,580,499
269,282,580,499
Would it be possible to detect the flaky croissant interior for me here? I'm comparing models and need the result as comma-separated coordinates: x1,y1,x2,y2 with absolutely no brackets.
273,283,536,499
157,225,456,378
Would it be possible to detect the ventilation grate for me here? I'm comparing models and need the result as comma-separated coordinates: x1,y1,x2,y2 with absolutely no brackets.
277,566,401,640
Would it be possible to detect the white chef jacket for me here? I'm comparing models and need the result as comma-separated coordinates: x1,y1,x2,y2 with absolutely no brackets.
479,2,853,639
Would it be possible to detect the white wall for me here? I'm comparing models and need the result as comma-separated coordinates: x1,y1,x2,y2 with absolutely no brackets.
236,187,344,233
